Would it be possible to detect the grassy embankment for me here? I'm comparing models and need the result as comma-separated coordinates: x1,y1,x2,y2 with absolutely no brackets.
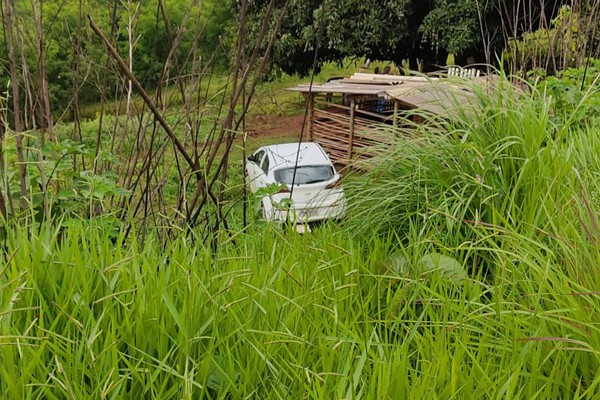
72,60,369,152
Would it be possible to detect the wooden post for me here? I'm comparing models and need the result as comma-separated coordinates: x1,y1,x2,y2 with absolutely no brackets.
393,100,399,128
348,100,355,160
306,93,314,141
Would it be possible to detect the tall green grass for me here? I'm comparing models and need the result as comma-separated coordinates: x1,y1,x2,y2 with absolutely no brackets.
2,215,600,398
346,76,578,237
342,73,600,398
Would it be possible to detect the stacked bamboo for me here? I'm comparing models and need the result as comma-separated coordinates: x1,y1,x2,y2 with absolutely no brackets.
311,102,399,166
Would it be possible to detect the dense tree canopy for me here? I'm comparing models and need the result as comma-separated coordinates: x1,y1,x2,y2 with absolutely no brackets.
244,0,573,75
0,0,234,112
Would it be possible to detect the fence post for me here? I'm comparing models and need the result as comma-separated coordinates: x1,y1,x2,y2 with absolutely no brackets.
348,100,355,160
306,93,314,141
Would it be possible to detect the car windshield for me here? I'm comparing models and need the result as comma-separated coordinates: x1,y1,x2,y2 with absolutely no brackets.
274,166,334,185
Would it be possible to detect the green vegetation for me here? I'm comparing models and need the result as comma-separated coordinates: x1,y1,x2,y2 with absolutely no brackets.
2,0,600,397
539,58,600,125
2,0,234,113
505,5,595,74
2,72,600,398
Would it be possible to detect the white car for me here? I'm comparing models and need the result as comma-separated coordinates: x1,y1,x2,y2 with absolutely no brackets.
246,142,346,223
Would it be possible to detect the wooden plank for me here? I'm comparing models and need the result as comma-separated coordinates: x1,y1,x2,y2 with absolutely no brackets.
314,98,389,120
287,83,389,95
352,73,439,82
338,78,398,86
348,100,355,159
307,93,314,140
314,108,352,123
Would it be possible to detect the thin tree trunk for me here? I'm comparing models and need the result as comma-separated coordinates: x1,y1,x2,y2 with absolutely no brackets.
19,26,49,217
4,0,28,211
32,0,53,143
70,0,84,172
0,117,9,220
93,0,119,174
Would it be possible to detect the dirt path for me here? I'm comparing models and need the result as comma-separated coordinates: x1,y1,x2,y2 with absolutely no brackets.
245,114,305,141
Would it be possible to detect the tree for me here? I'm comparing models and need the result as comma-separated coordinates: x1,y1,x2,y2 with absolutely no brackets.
420,0,480,56
247,0,427,76
243,0,575,76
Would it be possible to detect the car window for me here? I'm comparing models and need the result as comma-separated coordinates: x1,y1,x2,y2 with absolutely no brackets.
252,150,265,165
260,155,270,173
274,166,334,185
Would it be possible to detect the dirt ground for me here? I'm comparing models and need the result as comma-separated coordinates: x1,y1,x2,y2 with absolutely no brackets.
245,114,305,141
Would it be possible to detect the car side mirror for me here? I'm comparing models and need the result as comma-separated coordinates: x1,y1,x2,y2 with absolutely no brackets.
247,155,255,163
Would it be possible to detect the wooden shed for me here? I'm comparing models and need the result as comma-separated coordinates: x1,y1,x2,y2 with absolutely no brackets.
287,73,480,165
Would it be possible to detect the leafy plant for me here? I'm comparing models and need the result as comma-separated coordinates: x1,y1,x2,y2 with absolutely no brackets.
537,58,600,125
253,183,293,220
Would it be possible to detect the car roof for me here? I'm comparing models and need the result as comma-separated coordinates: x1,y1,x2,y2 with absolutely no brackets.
261,142,331,169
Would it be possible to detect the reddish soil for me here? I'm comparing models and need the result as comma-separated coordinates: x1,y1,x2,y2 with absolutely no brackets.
245,114,305,141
